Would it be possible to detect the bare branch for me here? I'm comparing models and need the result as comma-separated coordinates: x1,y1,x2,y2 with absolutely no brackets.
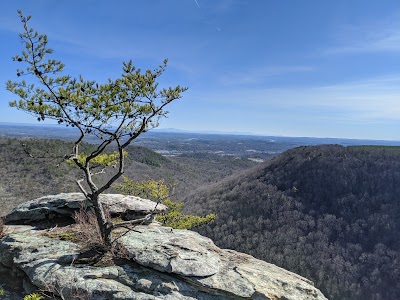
96,135,125,195
76,179,89,198
111,214,154,229
91,168,106,176
21,142,71,166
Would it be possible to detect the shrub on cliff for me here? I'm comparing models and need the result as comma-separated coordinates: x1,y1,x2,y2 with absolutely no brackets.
115,177,216,229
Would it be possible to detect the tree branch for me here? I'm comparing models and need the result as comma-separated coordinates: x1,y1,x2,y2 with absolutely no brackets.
111,214,154,229
76,179,89,198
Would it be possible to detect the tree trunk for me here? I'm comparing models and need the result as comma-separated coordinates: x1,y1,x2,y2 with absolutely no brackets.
90,194,112,249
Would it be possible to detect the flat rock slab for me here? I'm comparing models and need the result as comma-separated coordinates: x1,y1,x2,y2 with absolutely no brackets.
119,225,221,277
120,225,328,299
5,193,168,224
0,224,328,300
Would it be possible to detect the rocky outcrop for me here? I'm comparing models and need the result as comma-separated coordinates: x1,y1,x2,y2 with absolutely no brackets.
0,194,328,300
5,193,168,224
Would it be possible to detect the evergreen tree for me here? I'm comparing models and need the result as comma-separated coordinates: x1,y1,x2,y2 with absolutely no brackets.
6,11,187,248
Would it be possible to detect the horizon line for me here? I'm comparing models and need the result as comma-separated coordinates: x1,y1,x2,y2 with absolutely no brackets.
1,121,399,143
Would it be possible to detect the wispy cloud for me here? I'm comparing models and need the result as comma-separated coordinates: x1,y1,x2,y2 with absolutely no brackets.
220,65,315,86
167,74,400,139
325,17,400,54
299,77,400,120
208,74,400,121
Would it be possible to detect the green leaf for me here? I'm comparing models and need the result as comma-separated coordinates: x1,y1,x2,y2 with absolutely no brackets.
115,178,216,229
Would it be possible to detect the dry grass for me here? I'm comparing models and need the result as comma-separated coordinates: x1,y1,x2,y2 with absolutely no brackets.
72,207,105,251
42,205,132,267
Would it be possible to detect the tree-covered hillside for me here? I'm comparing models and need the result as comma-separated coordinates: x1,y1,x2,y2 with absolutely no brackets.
0,138,256,215
184,145,400,300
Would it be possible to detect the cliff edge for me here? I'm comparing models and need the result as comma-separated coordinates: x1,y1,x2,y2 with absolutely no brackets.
0,193,328,300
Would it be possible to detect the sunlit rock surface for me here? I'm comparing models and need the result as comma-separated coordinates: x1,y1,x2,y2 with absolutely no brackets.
1,194,328,300
5,193,168,224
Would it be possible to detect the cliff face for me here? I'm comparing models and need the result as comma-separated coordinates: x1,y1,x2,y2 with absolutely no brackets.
0,193,328,300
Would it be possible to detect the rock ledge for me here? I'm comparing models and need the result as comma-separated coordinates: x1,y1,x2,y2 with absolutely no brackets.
0,193,328,300
5,193,168,224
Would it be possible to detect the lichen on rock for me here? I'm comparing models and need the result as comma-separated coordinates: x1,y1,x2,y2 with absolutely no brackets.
0,193,328,300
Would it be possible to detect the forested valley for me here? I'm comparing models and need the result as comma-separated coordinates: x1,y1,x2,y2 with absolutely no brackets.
184,144,400,300
2,137,400,300
0,137,256,214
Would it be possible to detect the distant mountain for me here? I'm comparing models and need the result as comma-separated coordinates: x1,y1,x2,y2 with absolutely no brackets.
1,122,400,160
154,127,256,135
183,145,400,300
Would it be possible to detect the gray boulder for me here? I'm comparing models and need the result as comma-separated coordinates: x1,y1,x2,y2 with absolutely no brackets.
120,225,221,277
120,225,327,299
1,194,328,299
0,224,328,300
5,193,168,224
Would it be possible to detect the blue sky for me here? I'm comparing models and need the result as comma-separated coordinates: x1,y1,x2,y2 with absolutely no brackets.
1,0,400,140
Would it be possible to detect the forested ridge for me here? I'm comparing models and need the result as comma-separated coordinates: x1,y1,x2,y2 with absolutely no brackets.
0,138,256,214
184,144,400,300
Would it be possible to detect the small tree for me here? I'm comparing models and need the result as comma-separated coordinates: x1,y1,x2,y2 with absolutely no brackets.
115,177,216,229
6,11,187,248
